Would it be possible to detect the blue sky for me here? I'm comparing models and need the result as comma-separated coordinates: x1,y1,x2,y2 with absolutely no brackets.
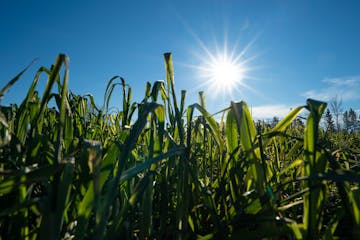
1,0,360,118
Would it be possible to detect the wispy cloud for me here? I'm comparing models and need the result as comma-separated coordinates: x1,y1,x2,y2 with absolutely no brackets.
301,76,360,101
251,104,300,119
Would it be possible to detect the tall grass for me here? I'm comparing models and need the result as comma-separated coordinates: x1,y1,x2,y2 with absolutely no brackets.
0,53,359,239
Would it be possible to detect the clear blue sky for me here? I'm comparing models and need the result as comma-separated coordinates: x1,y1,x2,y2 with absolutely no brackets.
1,0,360,118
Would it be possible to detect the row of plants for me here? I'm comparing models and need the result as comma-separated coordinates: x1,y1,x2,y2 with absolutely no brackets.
0,53,359,239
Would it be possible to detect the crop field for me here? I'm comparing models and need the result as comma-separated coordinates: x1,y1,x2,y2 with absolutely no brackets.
0,53,360,239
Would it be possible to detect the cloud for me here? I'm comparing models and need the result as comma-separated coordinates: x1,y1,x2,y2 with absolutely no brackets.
301,76,360,101
240,19,250,31
251,104,301,119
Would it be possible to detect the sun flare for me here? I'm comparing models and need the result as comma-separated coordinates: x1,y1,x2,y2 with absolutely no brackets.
193,40,255,99
207,54,245,91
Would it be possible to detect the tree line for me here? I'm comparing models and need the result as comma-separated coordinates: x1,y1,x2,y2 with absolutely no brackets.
324,97,360,133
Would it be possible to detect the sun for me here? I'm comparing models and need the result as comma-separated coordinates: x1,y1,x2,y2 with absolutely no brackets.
193,40,255,99
206,53,245,92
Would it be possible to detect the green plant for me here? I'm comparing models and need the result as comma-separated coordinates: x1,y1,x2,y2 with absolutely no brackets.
0,53,359,239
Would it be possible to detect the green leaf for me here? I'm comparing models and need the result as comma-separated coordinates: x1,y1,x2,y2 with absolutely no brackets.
0,58,37,101
119,146,185,183
225,108,238,154
230,101,264,194
188,103,224,155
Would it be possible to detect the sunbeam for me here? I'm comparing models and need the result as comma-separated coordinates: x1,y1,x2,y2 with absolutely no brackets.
190,36,258,100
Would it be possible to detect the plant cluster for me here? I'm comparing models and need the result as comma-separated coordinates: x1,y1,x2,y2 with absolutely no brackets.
0,53,359,239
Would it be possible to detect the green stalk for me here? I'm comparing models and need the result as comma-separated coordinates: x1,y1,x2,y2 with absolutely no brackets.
302,99,327,239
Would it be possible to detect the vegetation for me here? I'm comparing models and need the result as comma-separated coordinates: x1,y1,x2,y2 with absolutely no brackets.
0,53,359,239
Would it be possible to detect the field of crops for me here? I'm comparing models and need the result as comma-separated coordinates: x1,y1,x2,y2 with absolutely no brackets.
0,53,360,239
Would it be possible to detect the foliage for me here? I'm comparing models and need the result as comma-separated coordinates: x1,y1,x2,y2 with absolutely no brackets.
0,53,360,239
